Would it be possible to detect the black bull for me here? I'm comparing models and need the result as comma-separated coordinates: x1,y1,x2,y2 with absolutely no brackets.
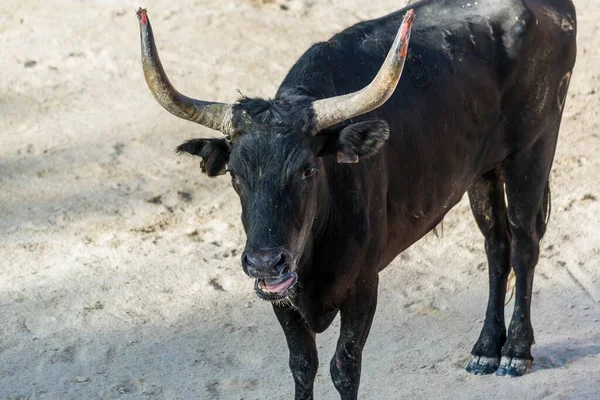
136,0,576,398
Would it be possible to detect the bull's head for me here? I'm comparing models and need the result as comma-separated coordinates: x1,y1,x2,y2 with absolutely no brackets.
136,8,414,301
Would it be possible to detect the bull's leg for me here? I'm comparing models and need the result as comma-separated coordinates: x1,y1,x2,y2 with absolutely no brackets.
272,303,318,400
496,137,554,377
330,274,378,400
466,168,511,375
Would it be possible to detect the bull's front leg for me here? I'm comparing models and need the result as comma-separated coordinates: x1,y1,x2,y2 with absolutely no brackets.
273,303,318,400
331,274,379,400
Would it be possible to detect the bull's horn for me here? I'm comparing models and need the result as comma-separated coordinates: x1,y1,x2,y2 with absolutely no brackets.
312,9,415,132
136,8,233,134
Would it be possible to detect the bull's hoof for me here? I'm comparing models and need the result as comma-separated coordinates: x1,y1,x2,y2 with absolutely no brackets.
495,356,532,377
465,356,500,375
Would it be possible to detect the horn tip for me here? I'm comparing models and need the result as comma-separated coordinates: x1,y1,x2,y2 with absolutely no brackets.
399,9,415,57
404,9,416,25
136,7,148,25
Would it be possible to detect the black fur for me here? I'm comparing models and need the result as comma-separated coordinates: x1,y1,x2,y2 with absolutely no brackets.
174,0,577,397
232,92,316,135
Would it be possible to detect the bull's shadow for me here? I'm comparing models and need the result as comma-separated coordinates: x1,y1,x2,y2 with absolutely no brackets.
533,333,600,371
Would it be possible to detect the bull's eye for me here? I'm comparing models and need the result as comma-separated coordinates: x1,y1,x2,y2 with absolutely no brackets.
303,167,316,179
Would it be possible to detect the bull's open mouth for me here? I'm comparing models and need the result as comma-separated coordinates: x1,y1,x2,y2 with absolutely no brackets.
254,271,298,300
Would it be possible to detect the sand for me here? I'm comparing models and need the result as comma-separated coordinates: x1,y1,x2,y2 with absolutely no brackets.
1,0,598,398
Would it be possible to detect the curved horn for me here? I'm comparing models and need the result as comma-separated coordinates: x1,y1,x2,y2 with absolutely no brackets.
136,8,233,134
312,9,416,132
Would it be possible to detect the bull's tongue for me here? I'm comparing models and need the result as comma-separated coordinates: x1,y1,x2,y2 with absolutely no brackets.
263,273,295,293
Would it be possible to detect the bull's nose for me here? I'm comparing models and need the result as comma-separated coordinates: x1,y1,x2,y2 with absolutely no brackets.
242,248,287,278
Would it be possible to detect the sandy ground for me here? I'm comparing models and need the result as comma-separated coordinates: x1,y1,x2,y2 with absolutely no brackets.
1,0,599,399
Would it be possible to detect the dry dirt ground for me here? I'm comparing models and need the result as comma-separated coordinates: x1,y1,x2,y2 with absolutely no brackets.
1,0,599,399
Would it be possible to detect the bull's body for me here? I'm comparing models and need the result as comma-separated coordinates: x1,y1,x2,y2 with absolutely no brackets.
137,0,577,398
278,0,575,323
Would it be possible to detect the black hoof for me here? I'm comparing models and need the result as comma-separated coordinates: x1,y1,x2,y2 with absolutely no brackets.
495,356,532,377
466,356,500,375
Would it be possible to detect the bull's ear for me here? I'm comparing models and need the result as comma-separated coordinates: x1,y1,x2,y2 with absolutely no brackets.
176,138,231,176
317,120,389,163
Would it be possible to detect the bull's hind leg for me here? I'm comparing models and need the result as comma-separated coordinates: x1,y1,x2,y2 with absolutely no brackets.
466,168,511,375
495,137,555,377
